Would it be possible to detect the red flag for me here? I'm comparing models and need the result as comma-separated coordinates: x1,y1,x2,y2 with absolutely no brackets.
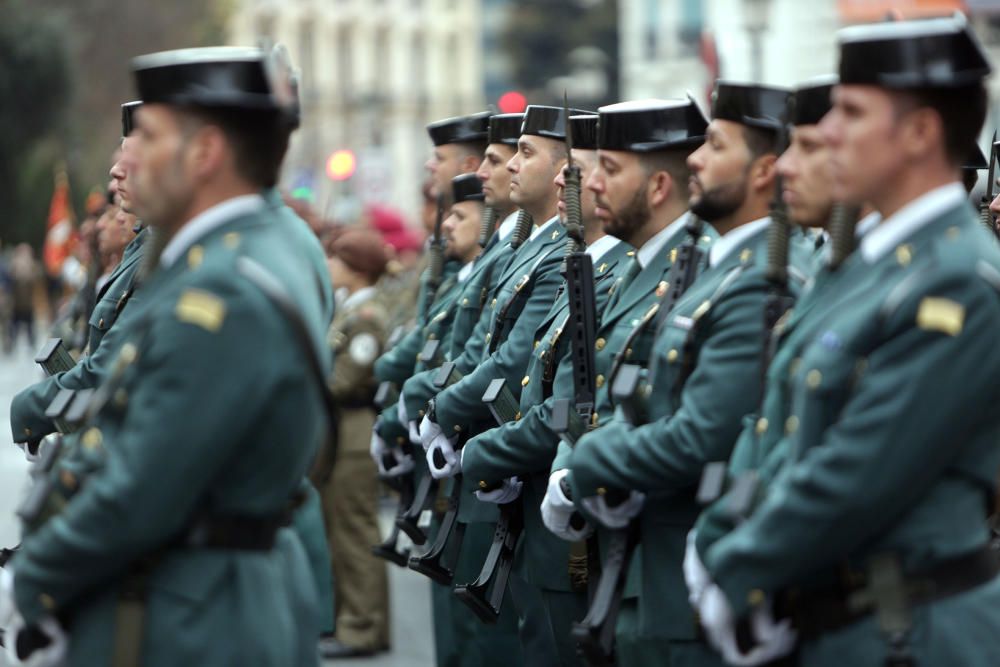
42,168,76,278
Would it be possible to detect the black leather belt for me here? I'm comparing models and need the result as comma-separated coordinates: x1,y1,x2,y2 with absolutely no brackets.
782,547,1000,639
182,511,292,550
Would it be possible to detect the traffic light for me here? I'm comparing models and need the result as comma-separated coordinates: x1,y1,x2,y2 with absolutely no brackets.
326,149,357,181
497,91,527,114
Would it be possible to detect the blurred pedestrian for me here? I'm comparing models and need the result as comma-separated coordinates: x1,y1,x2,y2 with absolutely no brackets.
5,243,42,354
319,227,392,659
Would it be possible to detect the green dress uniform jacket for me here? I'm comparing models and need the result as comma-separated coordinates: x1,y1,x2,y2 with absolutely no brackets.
705,189,1000,666
431,219,566,438
12,197,331,667
9,228,149,444
398,230,517,424
693,215,880,557
568,219,812,652
373,259,461,388
461,238,631,591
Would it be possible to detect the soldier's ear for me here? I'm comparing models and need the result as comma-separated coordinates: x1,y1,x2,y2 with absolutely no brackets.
749,153,778,195
897,106,943,163
188,124,229,180
648,170,673,208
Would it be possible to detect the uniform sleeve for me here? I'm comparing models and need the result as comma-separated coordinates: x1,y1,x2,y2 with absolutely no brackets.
373,324,422,386
9,301,140,443
433,256,564,434
462,347,574,485
568,278,767,498
329,316,384,404
707,273,1000,616
13,282,283,623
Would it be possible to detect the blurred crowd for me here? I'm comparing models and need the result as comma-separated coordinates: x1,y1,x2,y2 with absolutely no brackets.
0,158,438,359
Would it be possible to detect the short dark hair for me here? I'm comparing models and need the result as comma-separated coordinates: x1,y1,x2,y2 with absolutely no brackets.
639,148,696,202
180,107,290,188
741,126,780,160
454,140,489,160
891,83,988,167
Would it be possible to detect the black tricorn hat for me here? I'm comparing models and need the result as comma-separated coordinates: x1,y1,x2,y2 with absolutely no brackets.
569,114,599,150
488,113,524,146
789,76,836,126
712,81,790,131
838,15,992,89
452,173,485,204
963,142,989,171
521,105,591,141
121,101,143,137
132,47,297,118
597,96,709,152
427,111,491,147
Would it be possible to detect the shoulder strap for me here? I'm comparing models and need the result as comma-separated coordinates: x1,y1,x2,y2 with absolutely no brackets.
236,257,339,482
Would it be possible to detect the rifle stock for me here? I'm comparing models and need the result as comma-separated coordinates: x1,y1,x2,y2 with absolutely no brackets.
453,378,523,621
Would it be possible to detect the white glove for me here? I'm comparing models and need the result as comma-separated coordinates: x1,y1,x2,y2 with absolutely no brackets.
475,477,523,504
418,414,443,451
699,584,797,666
683,530,712,608
408,421,422,446
396,390,408,425
370,429,389,467
541,469,593,541
371,432,415,478
384,449,415,478
6,615,68,667
0,568,16,631
580,489,645,529
426,432,460,479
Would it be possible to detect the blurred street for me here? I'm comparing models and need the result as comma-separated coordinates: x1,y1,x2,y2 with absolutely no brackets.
0,338,436,667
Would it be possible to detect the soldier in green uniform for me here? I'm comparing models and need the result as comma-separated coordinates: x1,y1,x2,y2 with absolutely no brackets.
688,77,881,566
381,117,528,667
562,82,814,666
395,112,527,438
414,105,590,667
539,98,712,665
692,17,1000,667
459,113,632,665
319,228,392,659
1,46,331,666
9,102,149,453
373,112,491,428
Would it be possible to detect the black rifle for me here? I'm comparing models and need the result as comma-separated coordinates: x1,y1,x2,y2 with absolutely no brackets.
761,121,794,390
425,193,447,315
479,206,499,248
395,362,460,544
509,209,534,250
980,132,998,238
34,338,75,376
827,203,862,271
406,362,467,584
573,218,707,667
371,447,415,568
453,378,523,623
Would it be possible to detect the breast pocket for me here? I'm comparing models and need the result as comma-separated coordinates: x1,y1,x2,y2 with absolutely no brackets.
788,336,864,460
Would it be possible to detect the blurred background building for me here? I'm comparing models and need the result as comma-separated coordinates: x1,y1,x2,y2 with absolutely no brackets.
5,0,1000,251
230,0,486,223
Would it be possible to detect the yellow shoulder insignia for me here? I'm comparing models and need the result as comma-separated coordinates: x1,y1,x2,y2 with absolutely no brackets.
187,245,205,269
916,297,964,336
175,289,226,333
223,232,241,249
739,248,753,264
670,247,678,263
